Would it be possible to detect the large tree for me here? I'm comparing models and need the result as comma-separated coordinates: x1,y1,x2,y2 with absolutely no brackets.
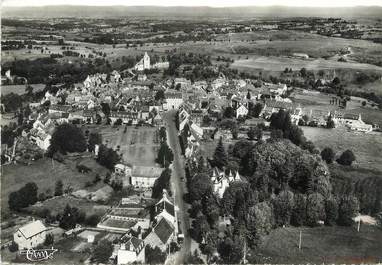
213,137,228,169
156,142,174,167
273,190,294,226
325,197,339,226
88,132,102,152
152,168,172,199
306,192,325,227
336,150,356,166
92,240,113,263
338,196,359,226
321,147,335,164
97,144,120,169
49,124,87,154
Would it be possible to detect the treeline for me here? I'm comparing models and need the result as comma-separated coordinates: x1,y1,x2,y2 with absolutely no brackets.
2,57,114,85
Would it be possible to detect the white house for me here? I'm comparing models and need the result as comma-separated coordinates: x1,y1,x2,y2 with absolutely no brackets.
131,166,164,188
236,104,249,118
14,220,47,249
164,91,183,110
117,236,145,264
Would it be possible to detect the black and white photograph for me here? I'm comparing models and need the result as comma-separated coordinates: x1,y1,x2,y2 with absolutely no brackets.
1,0,382,264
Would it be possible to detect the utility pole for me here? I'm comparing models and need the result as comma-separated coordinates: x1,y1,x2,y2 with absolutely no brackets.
298,230,302,250
357,219,361,232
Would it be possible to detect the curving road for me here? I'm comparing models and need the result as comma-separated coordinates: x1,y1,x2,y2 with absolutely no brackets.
163,110,191,264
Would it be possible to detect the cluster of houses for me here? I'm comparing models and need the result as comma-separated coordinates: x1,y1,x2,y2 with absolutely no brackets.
13,189,178,264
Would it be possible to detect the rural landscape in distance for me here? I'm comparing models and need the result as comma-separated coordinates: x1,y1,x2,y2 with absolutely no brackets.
1,1,382,264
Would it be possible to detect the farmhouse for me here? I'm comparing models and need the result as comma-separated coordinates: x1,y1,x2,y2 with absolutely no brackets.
14,220,47,249
131,166,164,188
116,235,145,264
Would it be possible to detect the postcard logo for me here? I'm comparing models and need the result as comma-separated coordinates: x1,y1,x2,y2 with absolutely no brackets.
19,247,58,262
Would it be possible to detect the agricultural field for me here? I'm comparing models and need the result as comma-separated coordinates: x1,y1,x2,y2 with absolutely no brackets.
250,225,382,264
85,124,160,167
231,56,382,72
1,155,109,218
302,126,382,173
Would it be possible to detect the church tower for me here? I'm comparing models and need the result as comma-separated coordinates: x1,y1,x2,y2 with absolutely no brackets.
143,52,150,69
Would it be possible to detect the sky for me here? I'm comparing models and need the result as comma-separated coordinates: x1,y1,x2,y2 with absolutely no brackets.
3,0,382,7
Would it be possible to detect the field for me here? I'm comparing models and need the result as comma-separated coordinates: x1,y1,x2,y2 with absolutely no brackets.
302,126,382,173
1,156,109,218
231,56,382,72
249,225,382,264
85,125,159,167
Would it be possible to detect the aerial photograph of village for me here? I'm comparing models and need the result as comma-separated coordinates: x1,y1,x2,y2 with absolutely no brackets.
0,0,382,264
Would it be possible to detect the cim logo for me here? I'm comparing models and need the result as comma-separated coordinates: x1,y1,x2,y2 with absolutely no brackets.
19,247,58,262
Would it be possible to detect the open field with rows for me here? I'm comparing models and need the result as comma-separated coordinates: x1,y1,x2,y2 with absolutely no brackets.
85,124,160,167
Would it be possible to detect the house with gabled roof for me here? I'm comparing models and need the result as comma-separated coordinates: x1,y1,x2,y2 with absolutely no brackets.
116,235,145,264
144,217,175,251
14,220,47,249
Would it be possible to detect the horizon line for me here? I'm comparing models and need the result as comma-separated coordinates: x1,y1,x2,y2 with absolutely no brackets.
4,4,382,8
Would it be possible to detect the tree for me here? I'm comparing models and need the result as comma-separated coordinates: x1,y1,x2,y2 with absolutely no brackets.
152,168,172,199
44,234,54,246
92,239,113,263
362,101,366,107
273,190,294,226
300,67,307,78
49,124,87,154
59,204,84,230
88,132,102,152
291,193,307,226
8,182,38,211
155,90,165,101
97,145,120,169
145,245,167,264
247,126,262,141
247,201,274,241
337,150,356,166
250,103,263,118
325,197,339,226
306,193,325,227
246,90,251,100
54,180,63,196
85,214,101,227
223,106,235,119
100,103,110,116
217,236,243,264
156,142,174,167
321,147,335,164
338,196,359,226
2,93,22,112
213,137,228,169
326,115,335,129
191,214,210,243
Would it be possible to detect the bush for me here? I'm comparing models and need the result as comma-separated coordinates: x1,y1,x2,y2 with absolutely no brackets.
337,150,356,166
9,241,18,252
321,147,335,164
44,234,54,246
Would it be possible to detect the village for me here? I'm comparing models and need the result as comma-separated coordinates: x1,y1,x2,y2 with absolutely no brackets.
1,44,381,264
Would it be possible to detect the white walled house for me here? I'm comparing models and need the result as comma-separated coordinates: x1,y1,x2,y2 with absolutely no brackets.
164,91,183,110
236,104,249,118
14,220,47,249
117,236,145,265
